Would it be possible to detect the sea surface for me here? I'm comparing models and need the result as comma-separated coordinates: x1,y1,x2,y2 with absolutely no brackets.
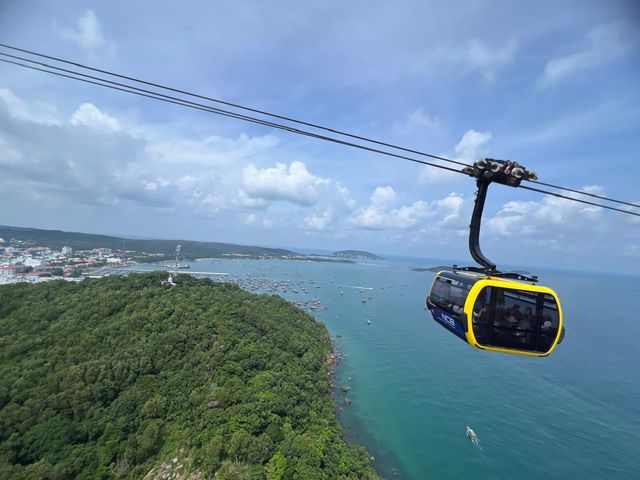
127,256,640,479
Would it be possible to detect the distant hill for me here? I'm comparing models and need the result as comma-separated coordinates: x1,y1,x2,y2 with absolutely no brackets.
0,272,381,479
0,225,295,260
332,250,383,260
410,266,449,272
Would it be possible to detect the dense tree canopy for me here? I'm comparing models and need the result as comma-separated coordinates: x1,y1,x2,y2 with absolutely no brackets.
0,273,379,479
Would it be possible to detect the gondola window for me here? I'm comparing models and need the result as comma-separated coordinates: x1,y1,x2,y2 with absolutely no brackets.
473,287,546,352
538,294,560,352
430,276,472,313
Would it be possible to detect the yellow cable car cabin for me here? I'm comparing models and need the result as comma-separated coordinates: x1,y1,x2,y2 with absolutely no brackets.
423,158,566,356
426,270,564,357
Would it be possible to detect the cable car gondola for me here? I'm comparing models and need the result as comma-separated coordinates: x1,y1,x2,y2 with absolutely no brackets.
426,159,565,356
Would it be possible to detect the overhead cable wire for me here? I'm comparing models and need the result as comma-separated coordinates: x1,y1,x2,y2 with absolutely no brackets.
0,43,468,167
0,58,308,136
529,179,640,209
0,56,465,176
1,54,639,218
519,185,640,217
1,43,638,211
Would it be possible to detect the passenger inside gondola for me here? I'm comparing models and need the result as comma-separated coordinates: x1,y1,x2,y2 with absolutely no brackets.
429,276,559,353
494,299,507,324
430,276,469,317
428,272,562,355
516,307,534,346
538,294,560,351
520,307,533,329
471,287,548,351
509,305,522,323
472,288,493,344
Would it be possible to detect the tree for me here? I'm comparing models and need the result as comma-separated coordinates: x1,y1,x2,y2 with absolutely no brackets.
266,451,286,480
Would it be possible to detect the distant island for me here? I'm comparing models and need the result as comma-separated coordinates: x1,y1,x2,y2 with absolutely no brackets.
0,272,381,479
410,266,449,272
332,250,383,260
410,266,533,276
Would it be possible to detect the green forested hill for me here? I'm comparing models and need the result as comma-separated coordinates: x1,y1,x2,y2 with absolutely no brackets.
0,225,295,259
0,273,379,479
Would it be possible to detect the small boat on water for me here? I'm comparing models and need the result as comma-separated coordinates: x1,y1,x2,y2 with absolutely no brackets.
466,426,481,450
465,426,477,440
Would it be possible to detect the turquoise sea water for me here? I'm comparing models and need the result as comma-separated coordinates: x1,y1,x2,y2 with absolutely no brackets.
130,257,640,479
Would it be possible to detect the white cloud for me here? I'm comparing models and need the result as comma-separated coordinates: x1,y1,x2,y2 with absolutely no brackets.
174,174,198,191
59,10,114,54
199,191,226,214
3,90,360,226
478,185,640,264
538,23,630,89
411,37,518,83
625,207,640,225
236,190,268,209
433,193,466,225
371,186,396,208
142,177,169,192
241,161,331,206
70,103,122,132
393,109,442,137
351,186,425,229
0,91,145,206
417,165,460,185
304,210,334,231
0,88,60,125
350,187,465,230
454,129,492,162
244,213,274,228
145,133,278,166
0,137,23,168
418,129,491,185
171,173,224,213
486,186,605,239
244,213,258,226
465,38,518,82
337,185,357,210
0,89,230,213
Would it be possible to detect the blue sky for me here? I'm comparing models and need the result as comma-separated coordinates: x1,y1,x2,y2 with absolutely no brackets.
1,1,639,272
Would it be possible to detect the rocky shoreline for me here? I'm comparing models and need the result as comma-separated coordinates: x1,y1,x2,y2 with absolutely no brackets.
327,348,342,391
328,346,354,407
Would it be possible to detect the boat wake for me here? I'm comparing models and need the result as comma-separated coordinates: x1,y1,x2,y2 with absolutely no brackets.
319,281,374,291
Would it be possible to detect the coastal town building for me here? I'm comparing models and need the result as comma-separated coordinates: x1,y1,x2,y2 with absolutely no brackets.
24,257,47,268
0,265,16,284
